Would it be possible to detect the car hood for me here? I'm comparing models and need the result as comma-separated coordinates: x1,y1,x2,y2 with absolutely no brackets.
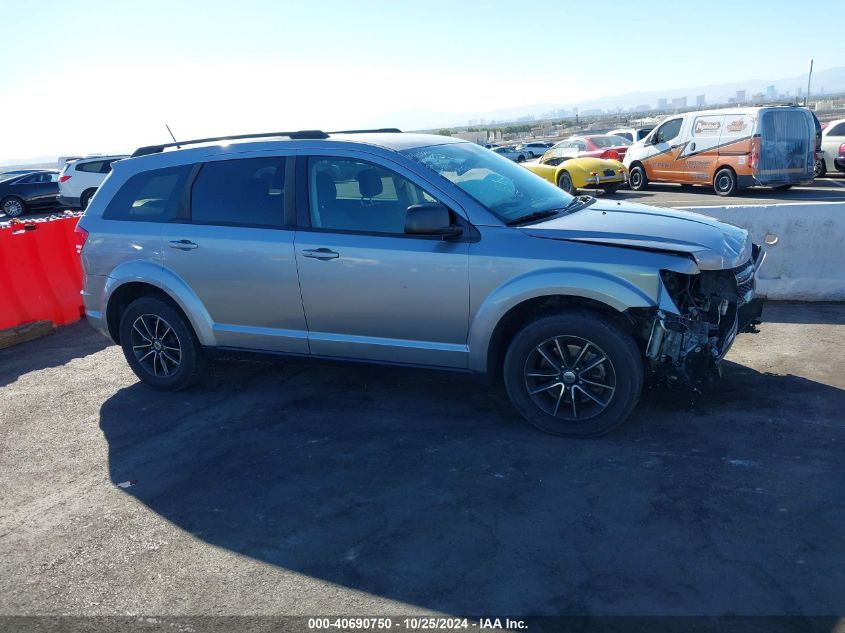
521,200,751,270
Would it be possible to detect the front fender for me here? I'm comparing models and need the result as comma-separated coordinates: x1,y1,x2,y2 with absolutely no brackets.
103,260,217,346
467,268,658,374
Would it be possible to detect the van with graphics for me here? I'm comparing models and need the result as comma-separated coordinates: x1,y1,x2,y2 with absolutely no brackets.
624,106,816,196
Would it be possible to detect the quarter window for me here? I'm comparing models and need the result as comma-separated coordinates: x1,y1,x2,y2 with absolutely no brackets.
191,157,286,227
76,161,106,173
103,165,192,222
308,157,437,234
828,122,845,137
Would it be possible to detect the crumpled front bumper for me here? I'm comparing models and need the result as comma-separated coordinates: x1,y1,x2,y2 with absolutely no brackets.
646,243,766,385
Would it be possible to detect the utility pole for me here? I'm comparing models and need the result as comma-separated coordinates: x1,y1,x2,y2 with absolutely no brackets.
805,59,814,106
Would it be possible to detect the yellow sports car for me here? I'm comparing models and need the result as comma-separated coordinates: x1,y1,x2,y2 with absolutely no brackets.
523,148,628,194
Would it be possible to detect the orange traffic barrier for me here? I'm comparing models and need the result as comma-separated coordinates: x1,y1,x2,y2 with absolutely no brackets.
0,214,85,330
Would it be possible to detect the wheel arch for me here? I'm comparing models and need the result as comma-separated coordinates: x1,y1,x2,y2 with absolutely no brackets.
103,262,215,346
468,270,656,380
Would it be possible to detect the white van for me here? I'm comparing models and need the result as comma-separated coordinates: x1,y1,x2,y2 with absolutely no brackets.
623,106,816,195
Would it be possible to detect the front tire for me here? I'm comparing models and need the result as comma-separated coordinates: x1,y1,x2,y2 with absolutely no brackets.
814,157,826,178
2,196,26,217
713,167,737,196
81,189,95,210
119,296,206,391
557,171,575,194
503,312,643,437
629,165,648,191
517,154,526,163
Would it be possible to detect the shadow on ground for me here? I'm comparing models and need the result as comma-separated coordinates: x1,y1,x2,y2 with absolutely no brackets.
0,320,111,388
99,354,845,615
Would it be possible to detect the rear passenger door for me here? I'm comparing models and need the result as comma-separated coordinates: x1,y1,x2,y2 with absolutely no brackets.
293,153,470,368
160,154,309,353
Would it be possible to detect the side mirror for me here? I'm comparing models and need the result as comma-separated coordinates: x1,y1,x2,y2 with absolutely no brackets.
405,203,462,238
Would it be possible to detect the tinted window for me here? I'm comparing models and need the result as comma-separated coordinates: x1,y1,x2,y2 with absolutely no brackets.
828,122,845,137
654,119,682,143
103,165,191,222
309,157,436,234
615,132,633,142
76,161,105,173
191,157,286,227
636,128,654,140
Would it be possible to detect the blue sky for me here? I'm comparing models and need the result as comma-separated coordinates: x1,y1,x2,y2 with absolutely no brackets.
1,0,840,161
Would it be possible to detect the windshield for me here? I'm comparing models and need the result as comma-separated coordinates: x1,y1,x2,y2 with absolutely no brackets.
402,142,574,222
589,135,632,147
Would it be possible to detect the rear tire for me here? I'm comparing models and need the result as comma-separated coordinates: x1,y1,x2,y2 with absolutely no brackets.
713,167,737,196
1,196,26,217
557,171,575,194
119,296,206,391
629,164,648,191
814,157,826,178
503,311,643,437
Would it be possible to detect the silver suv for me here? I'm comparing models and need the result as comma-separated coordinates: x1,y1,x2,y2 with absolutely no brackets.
77,129,764,437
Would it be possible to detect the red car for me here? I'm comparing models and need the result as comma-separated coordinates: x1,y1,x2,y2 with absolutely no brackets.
548,134,632,162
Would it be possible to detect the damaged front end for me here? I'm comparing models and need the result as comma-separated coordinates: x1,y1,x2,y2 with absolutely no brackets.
643,244,765,388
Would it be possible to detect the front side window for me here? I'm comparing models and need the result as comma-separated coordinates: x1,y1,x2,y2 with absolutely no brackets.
403,141,575,223
308,157,437,234
191,157,286,227
103,165,192,222
654,119,682,144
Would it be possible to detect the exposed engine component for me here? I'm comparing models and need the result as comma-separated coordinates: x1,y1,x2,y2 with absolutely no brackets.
645,258,762,387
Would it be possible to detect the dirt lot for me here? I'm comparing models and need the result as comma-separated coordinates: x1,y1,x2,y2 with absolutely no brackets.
1,303,843,619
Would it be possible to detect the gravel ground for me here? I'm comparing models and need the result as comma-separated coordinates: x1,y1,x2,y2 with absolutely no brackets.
0,303,843,620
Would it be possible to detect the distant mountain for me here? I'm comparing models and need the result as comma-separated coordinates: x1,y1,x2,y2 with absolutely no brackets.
385,65,845,131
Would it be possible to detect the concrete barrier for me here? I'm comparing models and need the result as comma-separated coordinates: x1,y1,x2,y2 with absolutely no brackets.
680,202,845,301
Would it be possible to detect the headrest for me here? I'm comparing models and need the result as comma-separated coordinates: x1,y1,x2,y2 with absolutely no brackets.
356,169,383,198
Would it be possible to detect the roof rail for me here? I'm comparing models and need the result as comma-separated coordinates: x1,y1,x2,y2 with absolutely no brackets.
329,128,403,134
130,127,404,158
130,130,330,157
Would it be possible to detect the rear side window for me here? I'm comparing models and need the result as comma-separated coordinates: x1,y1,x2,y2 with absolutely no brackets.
615,132,633,142
828,122,845,136
76,161,105,173
191,157,286,227
103,165,191,222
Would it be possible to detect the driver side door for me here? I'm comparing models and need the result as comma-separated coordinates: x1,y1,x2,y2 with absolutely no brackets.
293,153,471,368
645,118,684,182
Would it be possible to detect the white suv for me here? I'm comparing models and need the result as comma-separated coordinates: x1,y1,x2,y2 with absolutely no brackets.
58,155,128,209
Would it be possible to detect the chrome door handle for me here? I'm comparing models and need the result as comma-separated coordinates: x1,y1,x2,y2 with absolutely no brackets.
169,240,199,251
302,248,339,260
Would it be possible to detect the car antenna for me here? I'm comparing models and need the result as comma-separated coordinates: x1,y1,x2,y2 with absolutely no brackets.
165,124,181,149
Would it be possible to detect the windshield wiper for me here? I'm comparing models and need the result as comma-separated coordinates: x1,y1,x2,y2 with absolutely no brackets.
505,209,561,226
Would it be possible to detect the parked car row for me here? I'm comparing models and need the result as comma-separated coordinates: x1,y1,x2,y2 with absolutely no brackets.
0,155,127,217
510,105,828,197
